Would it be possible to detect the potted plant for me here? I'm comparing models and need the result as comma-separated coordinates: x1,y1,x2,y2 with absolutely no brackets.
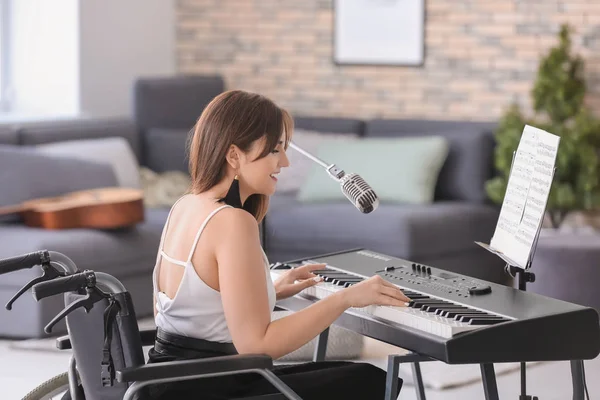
486,24,600,229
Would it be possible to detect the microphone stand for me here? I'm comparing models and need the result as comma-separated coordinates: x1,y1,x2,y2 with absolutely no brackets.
262,142,341,252
262,141,375,252
287,142,346,181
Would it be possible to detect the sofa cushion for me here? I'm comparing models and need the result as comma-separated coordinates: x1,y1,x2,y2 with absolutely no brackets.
0,145,118,223
364,119,497,203
16,118,141,161
297,136,449,204
134,75,225,131
266,193,500,260
0,125,18,145
36,137,141,189
0,208,170,287
143,128,192,173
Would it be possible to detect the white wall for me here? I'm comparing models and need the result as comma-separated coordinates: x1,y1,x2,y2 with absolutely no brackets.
79,0,176,117
6,0,175,119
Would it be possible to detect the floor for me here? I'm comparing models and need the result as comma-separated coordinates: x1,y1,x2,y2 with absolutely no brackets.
1,337,598,400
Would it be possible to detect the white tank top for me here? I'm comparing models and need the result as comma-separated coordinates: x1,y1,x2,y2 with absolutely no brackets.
152,198,276,343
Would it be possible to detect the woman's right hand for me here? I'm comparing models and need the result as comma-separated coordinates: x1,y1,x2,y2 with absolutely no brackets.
339,275,411,308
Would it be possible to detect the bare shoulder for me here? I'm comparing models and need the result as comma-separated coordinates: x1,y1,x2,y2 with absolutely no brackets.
207,207,260,244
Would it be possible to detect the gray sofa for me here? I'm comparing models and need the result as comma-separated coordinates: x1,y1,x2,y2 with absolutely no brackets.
0,75,506,339
267,117,507,283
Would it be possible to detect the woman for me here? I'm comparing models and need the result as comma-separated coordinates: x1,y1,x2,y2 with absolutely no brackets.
147,90,410,399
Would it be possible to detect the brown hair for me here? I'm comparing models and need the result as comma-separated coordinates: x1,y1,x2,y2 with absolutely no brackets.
188,90,293,223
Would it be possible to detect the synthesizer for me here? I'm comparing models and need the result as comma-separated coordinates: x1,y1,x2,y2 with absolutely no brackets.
270,248,600,364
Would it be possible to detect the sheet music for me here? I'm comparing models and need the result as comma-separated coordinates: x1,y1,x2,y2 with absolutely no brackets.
489,125,560,268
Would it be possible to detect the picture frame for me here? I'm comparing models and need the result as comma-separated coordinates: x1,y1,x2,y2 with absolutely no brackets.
333,0,425,67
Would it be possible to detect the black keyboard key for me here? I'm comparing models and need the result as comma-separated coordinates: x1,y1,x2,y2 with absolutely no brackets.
436,308,469,317
453,313,488,321
332,278,363,286
468,318,507,325
459,315,503,323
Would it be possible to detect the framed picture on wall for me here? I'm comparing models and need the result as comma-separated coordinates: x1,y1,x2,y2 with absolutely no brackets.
333,0,425,66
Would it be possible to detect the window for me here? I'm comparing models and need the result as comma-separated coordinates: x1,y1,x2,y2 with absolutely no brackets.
0,0,10,112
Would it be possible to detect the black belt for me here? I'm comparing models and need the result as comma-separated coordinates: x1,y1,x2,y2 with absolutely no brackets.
154,328,238,359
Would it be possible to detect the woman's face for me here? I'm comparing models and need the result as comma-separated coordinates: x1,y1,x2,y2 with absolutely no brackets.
238,134,290,197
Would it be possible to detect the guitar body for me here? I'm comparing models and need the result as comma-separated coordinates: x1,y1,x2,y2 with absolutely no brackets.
0,188,145,230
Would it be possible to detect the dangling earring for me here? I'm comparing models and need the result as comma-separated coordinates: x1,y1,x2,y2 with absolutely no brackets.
219,174,243,209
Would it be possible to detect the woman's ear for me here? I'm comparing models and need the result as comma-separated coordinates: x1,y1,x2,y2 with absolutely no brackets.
225,144,241,169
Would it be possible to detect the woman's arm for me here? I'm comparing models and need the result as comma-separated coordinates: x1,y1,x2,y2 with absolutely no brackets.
214,208,408,360
214,209,349,359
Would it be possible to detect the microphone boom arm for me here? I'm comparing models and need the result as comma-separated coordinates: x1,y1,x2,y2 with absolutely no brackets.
288,142,345,181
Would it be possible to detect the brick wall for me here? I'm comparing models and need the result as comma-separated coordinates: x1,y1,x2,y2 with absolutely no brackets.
176,0,600,121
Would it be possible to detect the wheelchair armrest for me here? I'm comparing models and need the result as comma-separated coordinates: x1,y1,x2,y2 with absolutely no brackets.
56,335,72,350
139,328,156,346
116,354,273,383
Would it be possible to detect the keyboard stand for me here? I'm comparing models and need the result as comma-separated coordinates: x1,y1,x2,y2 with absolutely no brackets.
384,353,434,400
314,328,502,400
314,329,500,400
481,364,500,400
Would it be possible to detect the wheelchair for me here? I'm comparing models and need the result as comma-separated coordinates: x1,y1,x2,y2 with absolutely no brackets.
0,250,303,400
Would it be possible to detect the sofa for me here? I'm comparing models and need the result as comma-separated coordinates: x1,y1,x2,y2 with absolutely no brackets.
0,75,507,339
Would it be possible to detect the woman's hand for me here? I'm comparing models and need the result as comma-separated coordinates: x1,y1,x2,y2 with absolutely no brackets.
340,275,410,308
273,263,326,300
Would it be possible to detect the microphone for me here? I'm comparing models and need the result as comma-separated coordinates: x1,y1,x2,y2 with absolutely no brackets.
288,142,379,214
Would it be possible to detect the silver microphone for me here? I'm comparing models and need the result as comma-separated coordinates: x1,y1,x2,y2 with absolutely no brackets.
288,142,379,214
340,173,379,214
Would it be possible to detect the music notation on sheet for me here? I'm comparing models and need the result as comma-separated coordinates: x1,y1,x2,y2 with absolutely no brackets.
489,125,560,268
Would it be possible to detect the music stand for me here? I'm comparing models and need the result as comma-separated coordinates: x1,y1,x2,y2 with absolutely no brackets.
478,149,588,400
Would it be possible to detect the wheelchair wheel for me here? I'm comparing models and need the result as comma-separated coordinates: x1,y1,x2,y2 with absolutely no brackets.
21,372,70,400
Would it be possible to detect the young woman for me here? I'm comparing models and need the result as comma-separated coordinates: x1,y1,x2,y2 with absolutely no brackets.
147,90,410,399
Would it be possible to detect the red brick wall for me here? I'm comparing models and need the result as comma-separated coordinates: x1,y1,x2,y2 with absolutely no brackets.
176,0,600,121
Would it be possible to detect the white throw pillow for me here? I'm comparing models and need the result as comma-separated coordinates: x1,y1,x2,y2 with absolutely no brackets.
36,137,141,189
140,167,190,208
277,129,360,193
272,310,364,361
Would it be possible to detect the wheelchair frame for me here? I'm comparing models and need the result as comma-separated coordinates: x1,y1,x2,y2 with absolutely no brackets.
1,250,302,400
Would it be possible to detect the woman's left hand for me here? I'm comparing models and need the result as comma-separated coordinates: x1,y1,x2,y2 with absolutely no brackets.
273,263,326,300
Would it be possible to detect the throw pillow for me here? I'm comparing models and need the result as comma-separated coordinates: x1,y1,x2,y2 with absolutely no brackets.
297,136,449,205
0,145,118,223
276,129,360,193
36,137,141,189
140,167,191,208
271,310,364,361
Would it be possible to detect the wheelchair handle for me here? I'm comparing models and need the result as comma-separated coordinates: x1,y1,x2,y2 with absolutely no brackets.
32,270,96,301
0,250,50,275
2,250,81,310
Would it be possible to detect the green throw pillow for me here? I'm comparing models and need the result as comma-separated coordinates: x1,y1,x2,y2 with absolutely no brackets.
297,136,449,205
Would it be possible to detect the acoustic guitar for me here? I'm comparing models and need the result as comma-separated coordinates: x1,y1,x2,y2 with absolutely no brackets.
0,188,145,230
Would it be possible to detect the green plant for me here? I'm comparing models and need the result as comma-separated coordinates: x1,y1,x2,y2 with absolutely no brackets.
485,24,600,228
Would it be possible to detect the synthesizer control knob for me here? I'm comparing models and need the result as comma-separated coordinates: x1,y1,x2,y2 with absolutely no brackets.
468,285,492,295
